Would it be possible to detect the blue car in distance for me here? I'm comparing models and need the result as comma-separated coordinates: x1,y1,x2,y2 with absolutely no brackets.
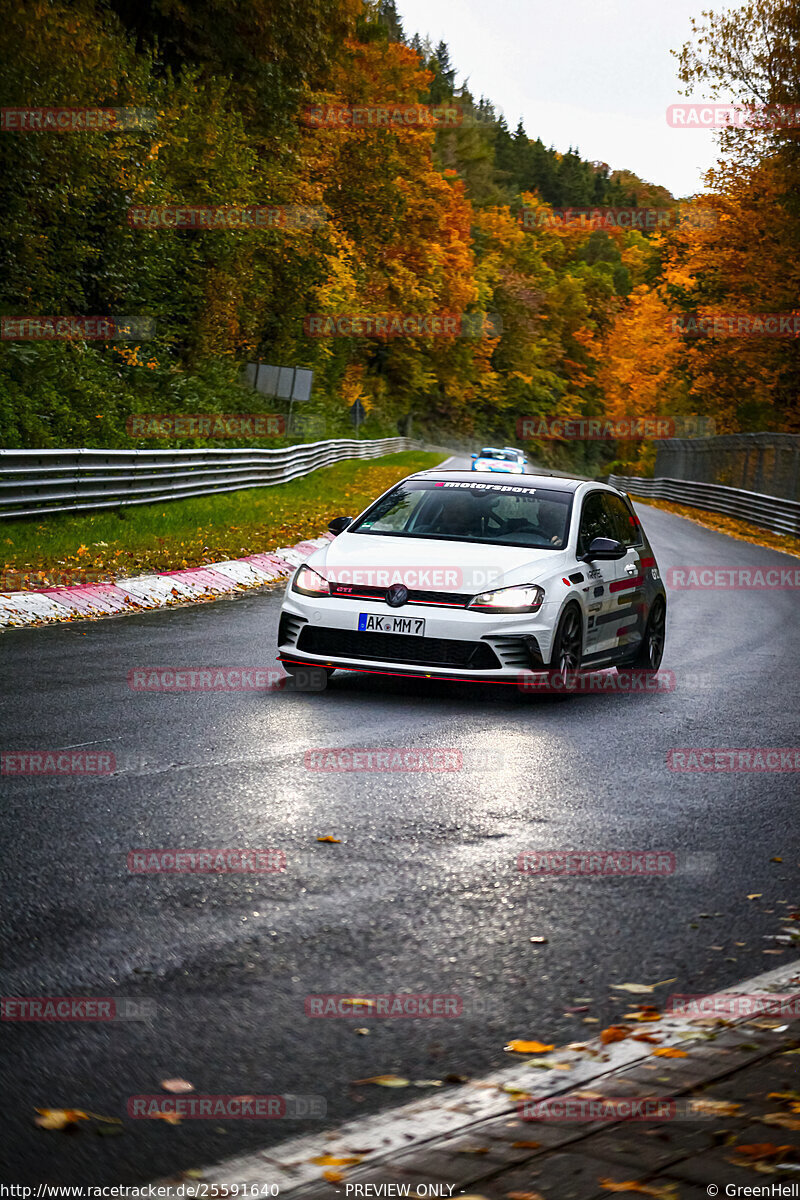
471,446,527,474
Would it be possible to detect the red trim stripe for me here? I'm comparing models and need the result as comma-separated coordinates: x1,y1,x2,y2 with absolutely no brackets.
610,575,643,593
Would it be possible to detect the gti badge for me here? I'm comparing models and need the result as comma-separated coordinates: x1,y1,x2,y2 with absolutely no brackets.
386,583,409,607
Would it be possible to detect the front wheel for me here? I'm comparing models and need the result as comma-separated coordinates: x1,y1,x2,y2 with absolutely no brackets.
550,605,583,683
631,597,666,669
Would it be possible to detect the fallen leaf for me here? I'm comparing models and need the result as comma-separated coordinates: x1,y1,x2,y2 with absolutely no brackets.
413,1080,443,1087
600,1025,631,1044
34,1109,90,1130
323,1170,345,1183
631,1033,662,1044
456,1146,490,1155
770,857,783,862
511,1141,542,1149
355,1028,369,1035
505,1040,554,1054
529,937,548,944
689,1099,741,1115
341,999,376,1008
317,836,341,843
767,1091,800,1101
731,1143,798,1162
598,1181,677,1198
160,1078,194,1094
352,1075,409,1088
623,1009,662,1022
747,894,763,900
311,1155,364,1167
760,1113,800,1130
652,1048,688,1058
523,1059,573,1070
151,1113,182,1125
610,979,676,994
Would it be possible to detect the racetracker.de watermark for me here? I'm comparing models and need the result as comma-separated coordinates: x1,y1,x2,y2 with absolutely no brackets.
518,1097,734,1121
668,313,800,337
303,312,502,338
1,107,156,132
320,565,502,591
2,997,155,1021
127,849,286,874
1,751,115,775
667,567,800,589
517,416,675,440
667,748,800,771
517,671,676,695
128,1095,325,1119
127,667,327,692
667,993,800,1017
1,316,154,341
304,748,461,771
128,205,325,230
519,206,718,231
667,102,800,129
306,994,463,1017
518,850,677,876
0,568,112,591
126,414,285,438
300,103,490,129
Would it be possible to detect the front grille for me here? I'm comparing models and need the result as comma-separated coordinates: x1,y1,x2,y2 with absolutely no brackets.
278,612,307,647
328,583,472,607
296,626,500,670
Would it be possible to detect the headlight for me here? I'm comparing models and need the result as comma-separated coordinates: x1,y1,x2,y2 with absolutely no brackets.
468,583,545,613
292,565,331,597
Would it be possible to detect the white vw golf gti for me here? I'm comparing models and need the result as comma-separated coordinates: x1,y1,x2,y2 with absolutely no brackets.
277,469,666,684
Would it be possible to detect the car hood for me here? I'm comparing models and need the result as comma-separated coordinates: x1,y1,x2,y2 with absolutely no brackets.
305,533,568,593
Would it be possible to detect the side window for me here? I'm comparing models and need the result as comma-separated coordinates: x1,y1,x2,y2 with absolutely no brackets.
577,492,615,555
603,494,642,548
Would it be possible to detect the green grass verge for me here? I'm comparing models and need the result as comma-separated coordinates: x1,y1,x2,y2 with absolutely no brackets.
1,451,445,588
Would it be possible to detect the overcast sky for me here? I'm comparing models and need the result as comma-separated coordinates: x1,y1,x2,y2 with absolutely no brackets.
397,0,740,198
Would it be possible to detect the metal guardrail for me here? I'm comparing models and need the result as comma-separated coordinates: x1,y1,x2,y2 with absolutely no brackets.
0,438,414,518
608,474,800,538
654,433,800,502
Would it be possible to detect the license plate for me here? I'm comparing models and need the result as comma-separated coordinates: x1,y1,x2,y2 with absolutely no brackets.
358,613,426,636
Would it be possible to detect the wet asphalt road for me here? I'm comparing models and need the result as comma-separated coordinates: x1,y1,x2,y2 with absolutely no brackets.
1,498,798,1185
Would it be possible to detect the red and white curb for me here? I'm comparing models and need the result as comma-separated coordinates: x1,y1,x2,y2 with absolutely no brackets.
0,536,333,629
157,958,800,1192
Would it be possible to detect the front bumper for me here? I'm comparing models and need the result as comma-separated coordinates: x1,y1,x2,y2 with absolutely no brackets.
277,592,560,683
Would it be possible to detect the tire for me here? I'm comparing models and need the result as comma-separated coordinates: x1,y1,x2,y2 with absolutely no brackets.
630,597,666,670
550,604,583,684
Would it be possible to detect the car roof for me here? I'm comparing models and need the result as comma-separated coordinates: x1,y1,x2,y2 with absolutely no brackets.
409,469,613,494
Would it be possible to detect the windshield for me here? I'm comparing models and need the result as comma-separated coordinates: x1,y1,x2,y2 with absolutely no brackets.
478,449,517,460
349,480,573,549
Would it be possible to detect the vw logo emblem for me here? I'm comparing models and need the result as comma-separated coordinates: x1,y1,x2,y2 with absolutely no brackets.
386,583,408,608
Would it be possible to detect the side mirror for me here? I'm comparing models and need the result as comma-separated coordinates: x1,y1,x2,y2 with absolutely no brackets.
328,516,353,536
581,537,625,562
471,453,478,459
